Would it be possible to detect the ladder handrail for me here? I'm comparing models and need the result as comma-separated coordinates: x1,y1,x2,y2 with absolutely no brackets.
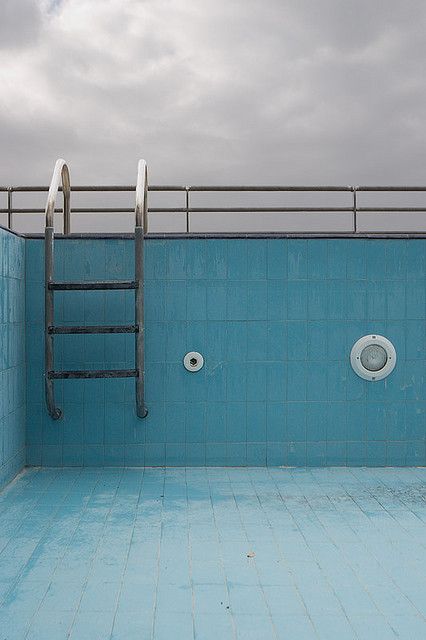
44,158,148,420
135,159,148,417
135,159,148,232
45,157,71,420
45,158,71,233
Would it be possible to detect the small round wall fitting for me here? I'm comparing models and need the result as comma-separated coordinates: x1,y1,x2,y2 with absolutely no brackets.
350,335,396,381
183,351,204,372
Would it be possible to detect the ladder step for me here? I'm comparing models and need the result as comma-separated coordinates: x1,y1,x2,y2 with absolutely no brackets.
49,325,138,335
49,280,137,290
48,369,138,379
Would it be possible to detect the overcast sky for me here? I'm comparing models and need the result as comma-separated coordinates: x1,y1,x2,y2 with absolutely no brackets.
1,0,426,187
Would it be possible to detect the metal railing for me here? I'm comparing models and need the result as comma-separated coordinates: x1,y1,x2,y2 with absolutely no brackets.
2,183,426,234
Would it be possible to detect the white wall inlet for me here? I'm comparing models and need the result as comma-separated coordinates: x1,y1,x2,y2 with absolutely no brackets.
350,335,396,381
183,352,204,372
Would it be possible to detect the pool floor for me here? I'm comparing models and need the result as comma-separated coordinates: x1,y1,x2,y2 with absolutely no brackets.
0,467,425,639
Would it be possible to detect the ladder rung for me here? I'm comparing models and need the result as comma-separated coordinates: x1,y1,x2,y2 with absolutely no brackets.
49,280,137,290
49,325,138,334
48,369,138,379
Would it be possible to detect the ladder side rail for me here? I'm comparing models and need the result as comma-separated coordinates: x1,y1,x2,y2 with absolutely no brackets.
45,159,71,420
135,160,148,418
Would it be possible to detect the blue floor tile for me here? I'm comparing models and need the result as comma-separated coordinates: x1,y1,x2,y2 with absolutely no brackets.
0,467,425,639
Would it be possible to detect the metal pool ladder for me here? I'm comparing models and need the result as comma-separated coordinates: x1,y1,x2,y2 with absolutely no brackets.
44,158,148,420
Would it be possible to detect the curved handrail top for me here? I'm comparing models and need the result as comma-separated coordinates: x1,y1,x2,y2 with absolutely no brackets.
45,158,71,232
135,159,148,231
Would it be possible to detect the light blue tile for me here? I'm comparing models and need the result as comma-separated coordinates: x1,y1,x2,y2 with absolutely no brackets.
227,240,247,280
267,442,287,466
145,443,166,466
226,322,247,361
366,241,386,281
167,241,187,279
267,363,287,401
328,240,348,279
206,281,227,320
267,240,287,279
306,402,327,441
308,241,328,280
307,364,328,401
387,441,407,466
247,402,266,442
247,281,268,321
187,281,207,321
267,403,286,441
287,362,306,402
248,322,268,361
385,240,406,280
226,442,247,466
206,240,228,279
347,441,366,465
367,441,386,466
328,280,346,320
248,241,267,279
227,281,247,320
186,442,206,465
266,322,286,361
326,442,347,466
166,443,186,466
406,279,426,318
366,281,386,319
287,403,307,441
267,280,286,320
186,401,206,443
206,443,227,465
308,281,328,320
406,240,426,279
165,280,186,320
288,281,308,319
288,441,307,465
287,321,307,360
226,403,247,441
288,240,307,280
206,402,226,442
186,240,206,279
387,281,406,320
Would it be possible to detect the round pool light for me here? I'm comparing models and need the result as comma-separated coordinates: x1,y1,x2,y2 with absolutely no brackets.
350,335,396,381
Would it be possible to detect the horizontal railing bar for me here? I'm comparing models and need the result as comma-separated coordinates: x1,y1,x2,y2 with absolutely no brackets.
3,184,426,193
3,207,426,215
357,186,426,191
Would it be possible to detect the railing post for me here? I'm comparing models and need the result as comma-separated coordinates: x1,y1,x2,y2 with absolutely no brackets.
7,188,12,230
353,186,358,233
185,187,190,233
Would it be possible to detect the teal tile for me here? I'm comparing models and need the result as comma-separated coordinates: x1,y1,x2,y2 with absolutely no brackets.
267,240,287,278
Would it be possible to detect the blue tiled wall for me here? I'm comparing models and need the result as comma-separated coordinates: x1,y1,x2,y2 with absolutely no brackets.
25,238,426,467
0,228,26,488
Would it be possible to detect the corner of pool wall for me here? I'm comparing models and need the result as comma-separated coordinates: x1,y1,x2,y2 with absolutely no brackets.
0,227,26,490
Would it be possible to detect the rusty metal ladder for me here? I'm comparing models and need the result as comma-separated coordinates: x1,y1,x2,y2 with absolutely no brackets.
44,158,148,419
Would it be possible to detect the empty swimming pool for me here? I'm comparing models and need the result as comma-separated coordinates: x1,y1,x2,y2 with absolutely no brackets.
0,160,425,638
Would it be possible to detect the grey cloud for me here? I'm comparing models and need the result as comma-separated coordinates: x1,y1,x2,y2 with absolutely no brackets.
0,0,42,49
1,0,426,192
